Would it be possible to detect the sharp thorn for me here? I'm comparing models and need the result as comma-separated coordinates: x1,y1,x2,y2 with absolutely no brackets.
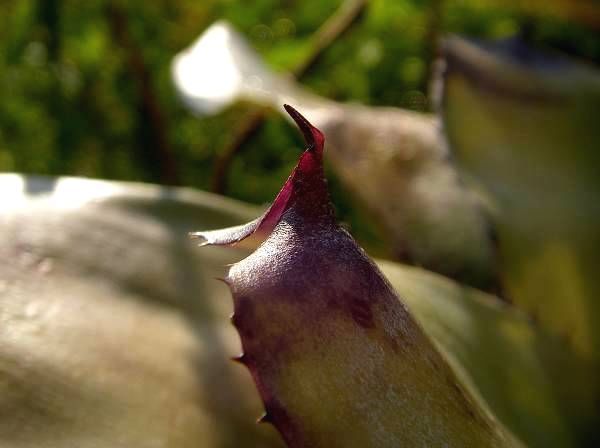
283,104,324,153
215,276,231,286
231,353,247,365
257,412,272,424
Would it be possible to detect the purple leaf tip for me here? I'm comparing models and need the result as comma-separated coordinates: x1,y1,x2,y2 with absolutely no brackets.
284,104,324,154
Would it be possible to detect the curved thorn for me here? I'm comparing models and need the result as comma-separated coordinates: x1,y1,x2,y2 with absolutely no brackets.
283,104,324,153
215,276,231,286
256,412,272,424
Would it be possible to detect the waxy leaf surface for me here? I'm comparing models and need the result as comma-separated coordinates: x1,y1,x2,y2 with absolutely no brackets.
193,106,513,447
0,174,587,446
442,36,600,443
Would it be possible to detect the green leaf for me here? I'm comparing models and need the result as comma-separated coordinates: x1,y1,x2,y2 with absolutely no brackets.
1,173,590,446
442,36,600,445
0,174,283,448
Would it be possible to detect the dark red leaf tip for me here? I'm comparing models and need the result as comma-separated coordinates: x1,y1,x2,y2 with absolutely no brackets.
284,104,324,154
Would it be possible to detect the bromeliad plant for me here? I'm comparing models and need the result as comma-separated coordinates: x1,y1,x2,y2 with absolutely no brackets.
192,105,515,447
1,29,597,448
176,21,496,291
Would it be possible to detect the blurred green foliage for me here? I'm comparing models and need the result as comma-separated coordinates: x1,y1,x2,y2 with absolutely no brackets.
1,0,598,245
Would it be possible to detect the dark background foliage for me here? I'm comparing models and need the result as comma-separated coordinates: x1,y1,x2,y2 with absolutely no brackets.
1,0,598,248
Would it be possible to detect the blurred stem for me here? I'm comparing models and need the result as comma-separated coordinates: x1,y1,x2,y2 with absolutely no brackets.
106,1,180,185
211,107,269,194
292,0,367,78
37,0,70,175
38,0,61,60
211,0,368,194
423,0,443,110
517,17,537,44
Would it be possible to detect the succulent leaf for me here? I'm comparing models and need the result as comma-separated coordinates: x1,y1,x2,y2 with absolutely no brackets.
194,106,514,447
2,174,583,447
0,175,284,448
442,37,600,443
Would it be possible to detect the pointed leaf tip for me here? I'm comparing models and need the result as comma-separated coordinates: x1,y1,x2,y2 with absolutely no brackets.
284,104,324,153
256,412,273,424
